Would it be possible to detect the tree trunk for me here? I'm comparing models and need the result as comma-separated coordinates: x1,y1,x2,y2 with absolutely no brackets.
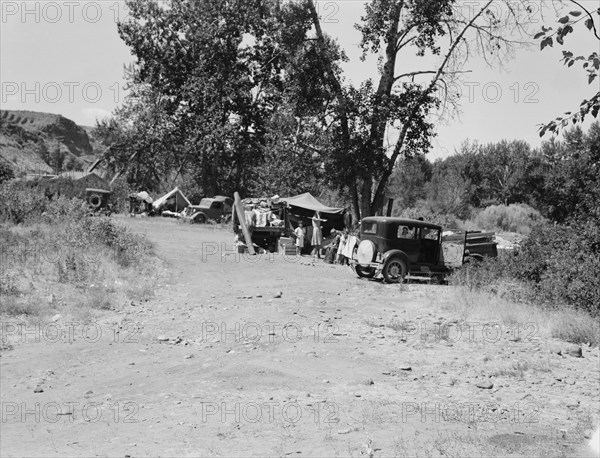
360,177,372,219
370,0,494,214
362,2,402,217
350,184,360,226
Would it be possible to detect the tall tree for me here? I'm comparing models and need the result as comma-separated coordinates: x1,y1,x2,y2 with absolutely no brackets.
308,0,533,218
101,0,340,196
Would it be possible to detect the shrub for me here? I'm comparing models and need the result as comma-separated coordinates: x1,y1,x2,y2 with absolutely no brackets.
0,181,48,223
452,221,600,318
471,203,544,234
108,176,131,213
396,206,459,228
43,195,88,223
0,161,14,185
62,216,152,267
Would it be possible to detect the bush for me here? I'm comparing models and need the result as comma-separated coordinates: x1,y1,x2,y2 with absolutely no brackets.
0,184,158,318
452,221,600,318
513,221,600,315
0,181,48,223
61,216,152,267
0,161,14,185
43,195,89,222
108,176,131,213
471,203,544,234
396,206,459,228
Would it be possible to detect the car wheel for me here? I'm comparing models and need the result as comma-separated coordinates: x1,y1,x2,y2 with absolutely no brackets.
355,265,376,279
88,194,102,209
194,214,206,224
382,256,408,283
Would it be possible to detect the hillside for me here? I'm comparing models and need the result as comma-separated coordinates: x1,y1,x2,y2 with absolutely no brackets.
0,110,101,176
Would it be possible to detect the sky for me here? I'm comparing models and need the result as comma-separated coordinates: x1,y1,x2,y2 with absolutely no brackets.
1,0,597,160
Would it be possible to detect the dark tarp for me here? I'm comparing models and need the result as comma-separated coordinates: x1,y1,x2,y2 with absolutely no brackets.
282,192,347,237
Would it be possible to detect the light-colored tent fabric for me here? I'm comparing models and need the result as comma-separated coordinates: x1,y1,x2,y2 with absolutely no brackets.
152,187,191,210
136,191,153,204
281,193,344,214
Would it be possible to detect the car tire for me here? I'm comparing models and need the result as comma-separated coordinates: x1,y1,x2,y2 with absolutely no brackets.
88,194,102,209
382,256,408,283
355,265,376,279
194,214,206,224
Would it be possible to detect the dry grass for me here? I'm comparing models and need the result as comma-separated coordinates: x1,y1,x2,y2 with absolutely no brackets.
0,218,164,325
438,284,600,347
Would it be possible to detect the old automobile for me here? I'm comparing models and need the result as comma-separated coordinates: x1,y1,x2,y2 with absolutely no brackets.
352,217,497,283
183,195,233,223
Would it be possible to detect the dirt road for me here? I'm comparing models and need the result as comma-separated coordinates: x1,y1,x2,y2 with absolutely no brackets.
1,218,598,457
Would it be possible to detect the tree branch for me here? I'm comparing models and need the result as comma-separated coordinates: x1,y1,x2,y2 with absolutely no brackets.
570,0,600,41
394,69,472,81
371,0,495,213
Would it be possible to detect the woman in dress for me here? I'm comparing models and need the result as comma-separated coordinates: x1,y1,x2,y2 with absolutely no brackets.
311,212,326,260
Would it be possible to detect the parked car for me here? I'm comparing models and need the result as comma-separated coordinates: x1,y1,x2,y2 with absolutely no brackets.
183,196,233,223
352,217,497,283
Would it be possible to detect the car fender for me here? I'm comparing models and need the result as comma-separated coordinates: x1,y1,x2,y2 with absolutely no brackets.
381,249,410,267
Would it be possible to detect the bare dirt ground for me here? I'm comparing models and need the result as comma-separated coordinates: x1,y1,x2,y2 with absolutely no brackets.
2,217,599,457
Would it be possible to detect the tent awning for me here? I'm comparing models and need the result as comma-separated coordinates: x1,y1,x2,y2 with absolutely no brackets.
281,193,344,214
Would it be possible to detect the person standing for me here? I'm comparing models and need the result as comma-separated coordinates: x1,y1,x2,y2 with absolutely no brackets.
337,228,349,265
311,212,326,260
294,221,305,256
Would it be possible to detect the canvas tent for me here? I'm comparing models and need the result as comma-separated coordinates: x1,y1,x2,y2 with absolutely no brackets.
153,187,191,212
282,193,345,214
282,192,346,235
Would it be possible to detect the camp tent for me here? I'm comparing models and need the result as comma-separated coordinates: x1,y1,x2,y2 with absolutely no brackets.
281,192,346,235
152,187,191,212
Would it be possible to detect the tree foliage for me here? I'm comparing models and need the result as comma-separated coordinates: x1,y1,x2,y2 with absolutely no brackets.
536,1,600,135
385,123,600,225
95,0,340,196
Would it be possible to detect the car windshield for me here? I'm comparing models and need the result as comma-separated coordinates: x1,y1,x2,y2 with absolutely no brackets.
199,198,213,206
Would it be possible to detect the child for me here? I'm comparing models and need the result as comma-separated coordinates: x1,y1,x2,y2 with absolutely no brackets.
337,228,348,265
294,221,305,256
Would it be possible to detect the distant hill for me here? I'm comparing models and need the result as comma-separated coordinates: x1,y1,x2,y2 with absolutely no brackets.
0,110,102,177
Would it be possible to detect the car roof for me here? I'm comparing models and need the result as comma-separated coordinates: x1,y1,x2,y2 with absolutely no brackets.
361,216,442,230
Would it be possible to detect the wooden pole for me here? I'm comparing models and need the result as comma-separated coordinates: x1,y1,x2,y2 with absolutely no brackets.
234,192,256,255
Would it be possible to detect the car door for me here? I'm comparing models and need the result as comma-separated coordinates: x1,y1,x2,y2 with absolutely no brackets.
395,224,421,264
418,228,440,264
210,201,223,220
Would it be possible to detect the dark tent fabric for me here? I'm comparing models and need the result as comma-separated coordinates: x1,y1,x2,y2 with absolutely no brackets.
281,193,344,214
282,193,347,237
